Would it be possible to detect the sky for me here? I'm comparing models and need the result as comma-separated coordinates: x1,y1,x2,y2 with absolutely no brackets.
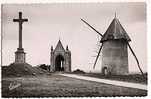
2,2,147,73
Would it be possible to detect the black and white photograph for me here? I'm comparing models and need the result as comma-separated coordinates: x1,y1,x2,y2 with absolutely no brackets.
1,2,147,97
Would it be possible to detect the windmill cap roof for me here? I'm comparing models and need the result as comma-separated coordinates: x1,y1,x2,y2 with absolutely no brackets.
101,17,131,42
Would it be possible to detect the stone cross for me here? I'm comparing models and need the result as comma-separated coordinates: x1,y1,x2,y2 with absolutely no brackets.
13,12,28,49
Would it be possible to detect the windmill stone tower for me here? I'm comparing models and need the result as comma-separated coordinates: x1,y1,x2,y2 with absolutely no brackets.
101,16,131,75
50,40,71,72
81,15,144,77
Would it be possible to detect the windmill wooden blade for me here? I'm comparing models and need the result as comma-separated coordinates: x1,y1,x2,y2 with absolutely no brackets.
81,18,103,37
127,43,145,78
93,44,103,69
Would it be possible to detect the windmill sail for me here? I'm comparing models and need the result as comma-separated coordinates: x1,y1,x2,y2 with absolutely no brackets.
93,44,103,69
127,43,145,78
81,18,103,37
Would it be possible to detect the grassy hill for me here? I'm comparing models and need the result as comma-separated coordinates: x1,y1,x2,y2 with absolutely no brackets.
2,63,49,77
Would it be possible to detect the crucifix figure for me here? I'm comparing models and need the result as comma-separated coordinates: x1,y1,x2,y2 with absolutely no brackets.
13,12,28,50
13,12,28,63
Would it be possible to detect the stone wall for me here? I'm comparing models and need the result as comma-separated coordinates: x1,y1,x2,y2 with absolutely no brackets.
65,51,71,72
101,39,128,75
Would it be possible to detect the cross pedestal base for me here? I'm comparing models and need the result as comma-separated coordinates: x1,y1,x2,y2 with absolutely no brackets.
15,48,26,63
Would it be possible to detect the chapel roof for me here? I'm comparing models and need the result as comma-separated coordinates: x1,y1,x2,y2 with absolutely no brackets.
54,40,65,52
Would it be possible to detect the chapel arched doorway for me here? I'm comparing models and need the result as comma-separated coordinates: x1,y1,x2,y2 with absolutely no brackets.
55,55,64,71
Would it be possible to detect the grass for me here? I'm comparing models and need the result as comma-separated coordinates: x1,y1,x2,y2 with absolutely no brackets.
2,74,147,97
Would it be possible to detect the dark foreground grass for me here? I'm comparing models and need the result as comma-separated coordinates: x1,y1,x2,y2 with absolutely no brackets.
2,74,147,97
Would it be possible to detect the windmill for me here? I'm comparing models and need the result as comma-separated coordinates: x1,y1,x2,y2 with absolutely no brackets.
81,15,145,78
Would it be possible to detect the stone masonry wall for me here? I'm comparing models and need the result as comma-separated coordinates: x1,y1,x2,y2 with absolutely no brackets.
101,40,128,75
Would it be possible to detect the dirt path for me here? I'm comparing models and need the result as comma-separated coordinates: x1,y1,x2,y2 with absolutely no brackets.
60,73,147,90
